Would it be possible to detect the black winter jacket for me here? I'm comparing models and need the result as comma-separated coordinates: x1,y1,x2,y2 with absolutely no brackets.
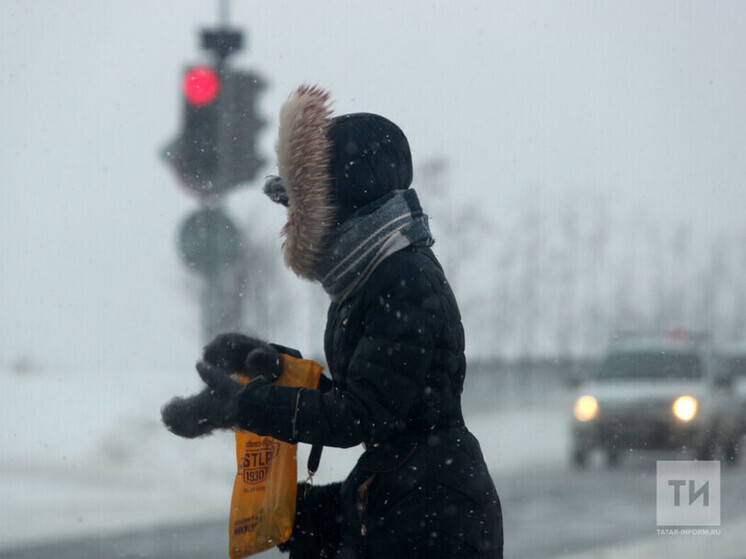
237,245,503,558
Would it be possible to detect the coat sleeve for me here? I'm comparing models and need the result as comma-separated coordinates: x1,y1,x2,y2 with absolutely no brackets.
236,254,440,448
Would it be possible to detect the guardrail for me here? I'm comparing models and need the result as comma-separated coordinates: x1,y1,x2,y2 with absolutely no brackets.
463,357,599,410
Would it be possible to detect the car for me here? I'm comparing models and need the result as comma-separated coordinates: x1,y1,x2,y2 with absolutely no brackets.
570,331,741,468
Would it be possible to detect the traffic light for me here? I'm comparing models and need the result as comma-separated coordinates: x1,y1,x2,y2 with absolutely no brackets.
171,65,267,196
180,66,221,188
217,70,267,191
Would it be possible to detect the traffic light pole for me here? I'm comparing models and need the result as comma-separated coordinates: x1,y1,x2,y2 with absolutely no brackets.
199,0,243,342
163,11,267,345
218,0,230,27
198,25,243,344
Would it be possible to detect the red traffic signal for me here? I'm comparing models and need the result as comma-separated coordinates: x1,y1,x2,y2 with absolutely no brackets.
164,67,266,196
183,66,220,106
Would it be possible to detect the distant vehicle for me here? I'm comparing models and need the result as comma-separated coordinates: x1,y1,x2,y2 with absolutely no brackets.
716,346,746,439
570,331,741,468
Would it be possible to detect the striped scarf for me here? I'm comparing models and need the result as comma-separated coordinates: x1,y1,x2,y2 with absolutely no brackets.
313,189,434,302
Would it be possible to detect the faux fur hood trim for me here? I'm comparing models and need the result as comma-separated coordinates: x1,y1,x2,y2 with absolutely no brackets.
276,85,337,279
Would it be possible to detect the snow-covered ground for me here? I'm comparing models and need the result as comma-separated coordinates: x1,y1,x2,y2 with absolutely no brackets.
3,366,744,559
0,365,568,551
555,519,746,559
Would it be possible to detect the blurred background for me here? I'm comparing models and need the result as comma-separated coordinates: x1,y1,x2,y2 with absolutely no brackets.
2,1,746,558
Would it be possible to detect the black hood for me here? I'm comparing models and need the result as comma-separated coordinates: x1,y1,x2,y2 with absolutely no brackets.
273,86,414,279
328,113,413,222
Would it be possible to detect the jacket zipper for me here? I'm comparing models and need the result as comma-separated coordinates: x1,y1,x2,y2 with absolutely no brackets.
357,474,375,537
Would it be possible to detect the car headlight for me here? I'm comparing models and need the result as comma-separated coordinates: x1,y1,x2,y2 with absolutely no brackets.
574,395,599,421
672,395,698,422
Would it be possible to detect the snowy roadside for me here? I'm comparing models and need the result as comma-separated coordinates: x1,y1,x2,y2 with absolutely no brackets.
0,366,569,551
555,517,746,559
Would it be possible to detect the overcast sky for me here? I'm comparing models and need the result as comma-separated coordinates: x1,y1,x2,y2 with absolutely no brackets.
1,1,744,371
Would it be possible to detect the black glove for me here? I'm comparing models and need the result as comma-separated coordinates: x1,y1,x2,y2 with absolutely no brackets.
278,482,343,559
203,333,283,383
263,175,289,207
161,361,243,438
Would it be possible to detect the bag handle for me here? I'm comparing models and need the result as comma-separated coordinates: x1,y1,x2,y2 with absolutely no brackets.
304,444,323,496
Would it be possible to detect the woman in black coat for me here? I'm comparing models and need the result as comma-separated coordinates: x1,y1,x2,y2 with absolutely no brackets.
162,85,503,558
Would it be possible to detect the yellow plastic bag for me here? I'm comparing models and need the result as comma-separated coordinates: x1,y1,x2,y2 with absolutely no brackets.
229,355,323,559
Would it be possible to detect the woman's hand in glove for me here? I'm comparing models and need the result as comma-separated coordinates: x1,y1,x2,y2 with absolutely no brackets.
263,175,289,207
203,333,283,382
160,361,244,438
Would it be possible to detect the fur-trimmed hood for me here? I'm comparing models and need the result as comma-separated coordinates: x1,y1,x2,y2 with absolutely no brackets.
276,85,337,280
275,85,414,280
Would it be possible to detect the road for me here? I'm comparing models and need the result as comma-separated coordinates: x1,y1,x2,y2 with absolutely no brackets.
4,453,745,559
500,453,746,558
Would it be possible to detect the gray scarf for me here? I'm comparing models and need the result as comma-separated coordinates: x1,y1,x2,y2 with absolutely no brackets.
312,189,434,303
